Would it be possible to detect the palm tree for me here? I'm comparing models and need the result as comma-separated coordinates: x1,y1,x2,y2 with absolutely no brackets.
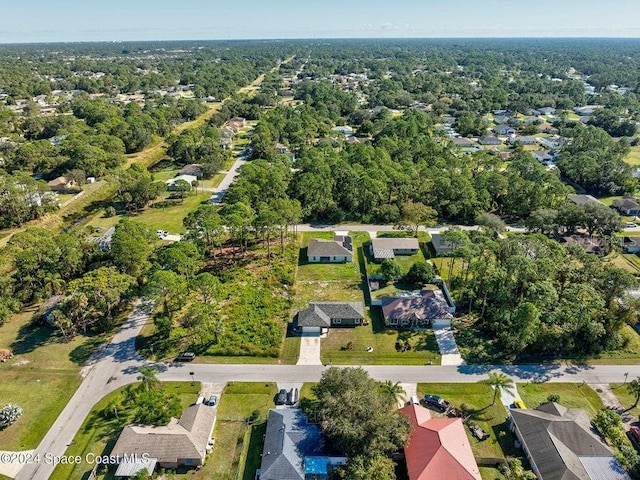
626,377,640,409
137,366,159,392
380,381,406,407
484,372,516,406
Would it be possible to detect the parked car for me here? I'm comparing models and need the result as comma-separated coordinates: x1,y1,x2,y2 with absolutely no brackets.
423,394,450,412
626,222,638,228
275,389,287,405
207,395,218,406
176,352,196,362
512,399,526,409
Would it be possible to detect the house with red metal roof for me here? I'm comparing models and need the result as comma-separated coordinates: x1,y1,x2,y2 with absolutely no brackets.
399,403,481,480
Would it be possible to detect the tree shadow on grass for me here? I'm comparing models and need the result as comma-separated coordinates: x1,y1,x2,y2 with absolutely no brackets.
68,335,108,366
10,319,58,355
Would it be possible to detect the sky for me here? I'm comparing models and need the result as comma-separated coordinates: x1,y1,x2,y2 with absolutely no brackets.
1,0,639,43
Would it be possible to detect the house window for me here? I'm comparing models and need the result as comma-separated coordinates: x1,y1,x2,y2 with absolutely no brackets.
354,318,361,324
389,319,398,326
333,318,342,325
333,257,336,261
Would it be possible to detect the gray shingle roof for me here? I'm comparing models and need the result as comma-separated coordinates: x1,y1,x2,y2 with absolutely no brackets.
259,409,326,480
110,404,216,466
567,194,602,206
297,302,365,328
307,237,353,258
510,403,630,480
613,196,640,211
370,237,419,251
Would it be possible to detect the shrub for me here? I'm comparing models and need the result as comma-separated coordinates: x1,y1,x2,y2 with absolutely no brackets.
0,404,23,429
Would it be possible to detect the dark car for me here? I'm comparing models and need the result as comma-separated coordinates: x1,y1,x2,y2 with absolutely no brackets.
207,395,218,406
176,352,196,362
275,389,287,405
424,394,450,412
630,425,640,444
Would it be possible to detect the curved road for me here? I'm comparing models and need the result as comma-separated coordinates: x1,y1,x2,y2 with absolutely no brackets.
12,299,640,479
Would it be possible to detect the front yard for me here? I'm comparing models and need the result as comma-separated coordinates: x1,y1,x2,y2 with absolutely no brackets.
517,383,604,417
320,308,441,365
0,306,111,451
416,383,517,460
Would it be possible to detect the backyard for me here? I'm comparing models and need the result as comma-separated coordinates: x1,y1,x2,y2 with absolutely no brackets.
207,382,278,480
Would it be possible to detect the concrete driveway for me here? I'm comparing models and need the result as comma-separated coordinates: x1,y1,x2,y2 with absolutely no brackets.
296,334,322,366
433,326,464,366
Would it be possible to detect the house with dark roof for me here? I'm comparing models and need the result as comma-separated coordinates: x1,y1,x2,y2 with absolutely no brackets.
399,403,481,480
621,236,640,254
452,137,474,147
381,289,455,328
509,136,537,145
567,194,603,207
612,196,640,216
258,409,345,480
110,404,216,472
539,107,557,115
510,402,631,480
478,135,502,146
178,164,204,178
492,124,516,135
430,233,456,255
296,302,365,335
307,236,353,263
369,237,420,262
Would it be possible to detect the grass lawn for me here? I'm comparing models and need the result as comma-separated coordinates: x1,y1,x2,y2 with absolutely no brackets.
605,252,640,275
416,383,516,459
50,382,200,480
610,383,640,416
364,240,429,279
294,231,369,311
431,257,466,282
0,306,110,450
480,466,506,480
207,382,278,480
321,308,441,365
518,383,604,417
625,146,640,166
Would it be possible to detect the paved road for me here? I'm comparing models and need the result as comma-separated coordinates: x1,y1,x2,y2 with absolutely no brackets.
12,296,640,479
14,300,153,480
209,155,248,204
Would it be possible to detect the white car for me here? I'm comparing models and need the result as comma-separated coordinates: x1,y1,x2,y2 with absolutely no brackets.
626,222,638,228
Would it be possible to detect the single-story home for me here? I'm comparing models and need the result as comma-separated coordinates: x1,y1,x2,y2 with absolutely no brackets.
509,136,537,145
307,236,353,263
451,137,474,147
531,150,553,163
555,235,603,255
369,237,420,262
178,164,204,178
258,409,345,480
430,233,455,255
612,196,640,216
510,402,631,480
477,135,501,146
110,403,216,472
47,176,76,192
381,289,455,328
296,302,365,335
331,125,354,136
539,107,556,115
492,124,515,135
399,403,481,480
165,174,198,190
567,194,603,207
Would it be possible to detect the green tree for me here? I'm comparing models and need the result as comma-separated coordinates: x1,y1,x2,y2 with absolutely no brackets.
401,201,437,237
341,454,397,480
405,261,436,286
130,389,181,426
183,204,225,259
379,381,405,406
380,259,402,282
190,272,221,304
626,378,640,410
136,366,159,392
146,270,187,318
484,372,516,406
311,367,410,458
110,219,157,278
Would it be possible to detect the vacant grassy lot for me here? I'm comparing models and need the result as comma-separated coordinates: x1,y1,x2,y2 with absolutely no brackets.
518,383,604,417
50,382,200,480
0,306,108,450
207,382,278,480
320,306,440,365
416,383,516,459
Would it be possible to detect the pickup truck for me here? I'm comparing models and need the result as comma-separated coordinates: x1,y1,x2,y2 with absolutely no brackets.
423,394,451,412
